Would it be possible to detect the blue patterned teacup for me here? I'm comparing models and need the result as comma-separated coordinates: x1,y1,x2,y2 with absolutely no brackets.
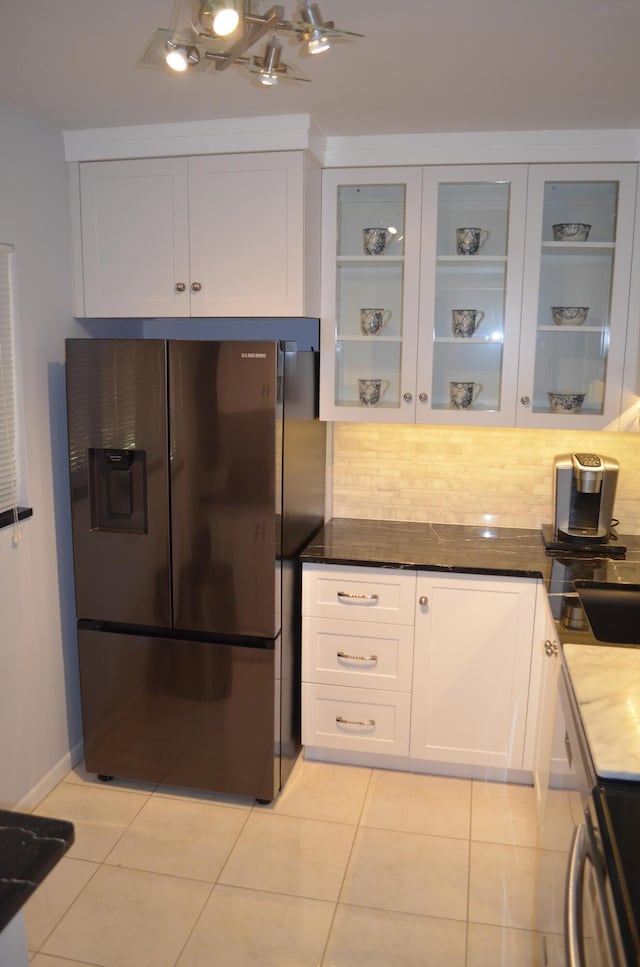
362,227,393,256
450,381,482,409
547,392,586,413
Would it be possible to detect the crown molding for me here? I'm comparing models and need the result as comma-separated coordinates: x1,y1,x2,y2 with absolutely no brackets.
63,116,640,166
63,113,326,162
322,129,640,167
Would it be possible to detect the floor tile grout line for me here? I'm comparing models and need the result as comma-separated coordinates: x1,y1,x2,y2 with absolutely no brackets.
30,857,103,960
318,766,376,965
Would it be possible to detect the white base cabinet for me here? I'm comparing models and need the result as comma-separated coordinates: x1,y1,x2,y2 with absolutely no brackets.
302,563,540,778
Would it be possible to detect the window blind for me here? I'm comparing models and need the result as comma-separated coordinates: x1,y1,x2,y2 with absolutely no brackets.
0,244,19,517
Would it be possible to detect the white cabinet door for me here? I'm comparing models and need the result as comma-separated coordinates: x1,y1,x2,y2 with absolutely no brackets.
417,165,527,425
517,163,638,429
527,586,561,828
79,158,190,318
410,572,537,770
188,152,306,317
319,167,423,422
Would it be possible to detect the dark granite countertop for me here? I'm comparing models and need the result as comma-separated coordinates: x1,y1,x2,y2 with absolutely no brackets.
0,810,74,932
301,517,640,586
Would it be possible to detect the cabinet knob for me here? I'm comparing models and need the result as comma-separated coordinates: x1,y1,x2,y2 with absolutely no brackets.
191,281,202,293
175,282,186,293
520,396,531,406
419,595,428,606
544,639,559,657
403,392,413,403
419,393,428,403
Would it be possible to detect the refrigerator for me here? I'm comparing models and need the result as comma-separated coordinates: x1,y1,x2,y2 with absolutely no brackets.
66,337,325,802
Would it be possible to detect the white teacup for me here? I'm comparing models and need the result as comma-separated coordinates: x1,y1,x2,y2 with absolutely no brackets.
358,378,390,406
450,381,482,409
362,227,393,256
360,308,392,335
456,227,489,255
452,309,484,338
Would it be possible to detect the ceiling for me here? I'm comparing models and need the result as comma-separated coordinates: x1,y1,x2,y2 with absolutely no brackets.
2,0,640,138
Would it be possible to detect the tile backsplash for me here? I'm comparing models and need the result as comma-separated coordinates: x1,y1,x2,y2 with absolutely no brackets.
331,423,640,535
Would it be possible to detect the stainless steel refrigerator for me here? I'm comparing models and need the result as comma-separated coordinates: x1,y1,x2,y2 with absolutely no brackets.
66,338,325,801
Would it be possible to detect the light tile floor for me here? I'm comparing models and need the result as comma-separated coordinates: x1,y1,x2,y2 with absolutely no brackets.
23,756,562,966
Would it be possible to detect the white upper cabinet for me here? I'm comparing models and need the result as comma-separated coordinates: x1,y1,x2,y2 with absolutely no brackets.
320,161,639,429
417,166,527,425
319,167,422,422
517,163,637,429
74,152,319,318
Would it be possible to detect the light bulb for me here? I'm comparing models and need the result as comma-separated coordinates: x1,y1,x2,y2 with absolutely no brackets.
165,42,200,72
166,48,188,71
213,7,240,35
259,70,279,86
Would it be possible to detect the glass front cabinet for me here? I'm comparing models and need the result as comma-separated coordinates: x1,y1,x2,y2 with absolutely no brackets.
517,163,637,429
320,168,422,422
320,163,638,428
417,166,527,425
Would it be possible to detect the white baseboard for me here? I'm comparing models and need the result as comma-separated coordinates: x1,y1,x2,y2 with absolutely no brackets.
17,740,84,812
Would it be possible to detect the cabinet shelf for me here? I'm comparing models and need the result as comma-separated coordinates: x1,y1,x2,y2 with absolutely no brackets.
337,255,404,265
541,241,615,256
437,255,507,264
434,336,504,345
337,335,402,343
537,325,606,333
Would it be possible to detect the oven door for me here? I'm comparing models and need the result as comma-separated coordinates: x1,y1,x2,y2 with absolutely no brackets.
566,815,622,967
560,668,624,967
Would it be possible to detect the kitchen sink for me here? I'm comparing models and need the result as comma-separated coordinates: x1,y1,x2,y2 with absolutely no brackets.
574,582,640,644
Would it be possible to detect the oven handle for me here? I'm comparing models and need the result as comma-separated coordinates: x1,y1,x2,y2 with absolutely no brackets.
565,822,588,967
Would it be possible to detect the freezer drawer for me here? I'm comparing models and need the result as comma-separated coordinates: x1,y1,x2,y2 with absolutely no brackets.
78,627,278,801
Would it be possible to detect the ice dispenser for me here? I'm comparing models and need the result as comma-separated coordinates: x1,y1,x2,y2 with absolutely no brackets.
89,448,148,534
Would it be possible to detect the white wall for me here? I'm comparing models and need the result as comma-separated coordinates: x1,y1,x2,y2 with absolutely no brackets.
0,105,81,809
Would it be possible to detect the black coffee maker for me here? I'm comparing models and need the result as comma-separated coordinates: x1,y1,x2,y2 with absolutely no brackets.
542,452,623,553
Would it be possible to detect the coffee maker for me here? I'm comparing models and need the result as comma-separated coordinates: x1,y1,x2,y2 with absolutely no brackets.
543,452,622,552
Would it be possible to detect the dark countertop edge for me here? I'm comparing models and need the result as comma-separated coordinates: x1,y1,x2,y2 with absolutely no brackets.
0,811,74,933
300,556,546,580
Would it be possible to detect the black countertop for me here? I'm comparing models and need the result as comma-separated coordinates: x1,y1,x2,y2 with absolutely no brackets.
301,517,640,585
0,810,74,932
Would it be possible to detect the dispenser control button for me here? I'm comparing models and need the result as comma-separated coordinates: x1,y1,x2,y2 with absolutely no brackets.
575,453,602,468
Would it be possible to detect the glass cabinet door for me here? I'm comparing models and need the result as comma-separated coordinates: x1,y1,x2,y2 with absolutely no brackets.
320,168,422,422
417,166,527,425
518,164,637,429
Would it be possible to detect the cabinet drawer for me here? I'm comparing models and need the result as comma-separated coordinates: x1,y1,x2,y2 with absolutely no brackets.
302,616,413,691
302,683,410,756
302,564,416,624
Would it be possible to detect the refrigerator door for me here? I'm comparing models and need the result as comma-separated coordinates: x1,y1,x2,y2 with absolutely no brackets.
78,626,277,800
169,341,281,637
66,339,171,626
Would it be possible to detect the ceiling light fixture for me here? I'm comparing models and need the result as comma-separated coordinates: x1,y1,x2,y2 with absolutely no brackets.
300,1,330,54
140,0,363,87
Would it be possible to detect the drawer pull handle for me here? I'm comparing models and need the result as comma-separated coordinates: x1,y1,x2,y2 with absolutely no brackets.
336,715,376,729
337,591,379,602
337,651,378,663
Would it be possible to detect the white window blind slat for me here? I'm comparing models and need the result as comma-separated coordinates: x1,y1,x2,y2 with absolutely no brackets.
0,243,19,516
